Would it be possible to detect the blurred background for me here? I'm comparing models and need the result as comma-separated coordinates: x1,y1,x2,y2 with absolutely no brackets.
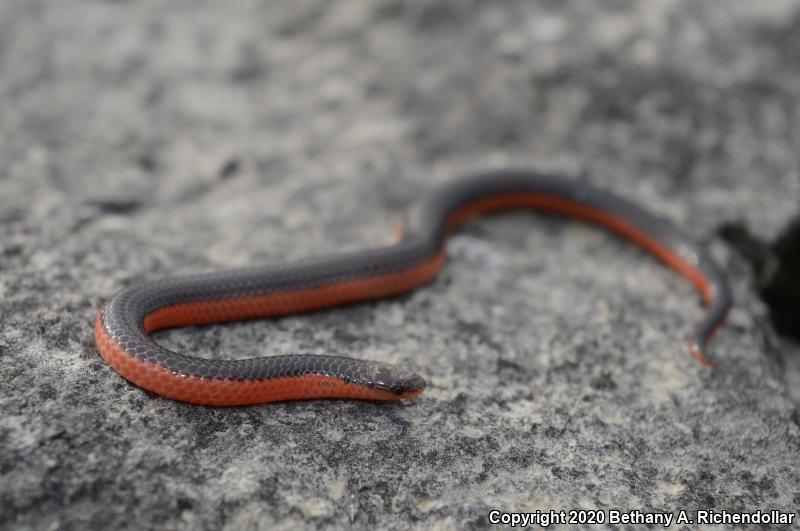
2,1,799,529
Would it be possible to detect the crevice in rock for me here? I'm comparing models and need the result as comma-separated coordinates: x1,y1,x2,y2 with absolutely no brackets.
718,216,800,342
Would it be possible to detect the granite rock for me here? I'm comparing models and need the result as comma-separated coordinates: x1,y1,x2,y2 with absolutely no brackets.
1,1,799,529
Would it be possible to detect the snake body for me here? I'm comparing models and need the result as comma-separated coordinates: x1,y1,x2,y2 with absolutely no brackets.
95,171,732,406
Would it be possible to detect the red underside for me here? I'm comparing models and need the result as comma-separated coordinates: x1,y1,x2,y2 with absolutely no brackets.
96,192,715,405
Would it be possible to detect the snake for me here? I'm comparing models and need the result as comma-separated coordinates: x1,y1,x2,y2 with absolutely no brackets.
94,170,732,406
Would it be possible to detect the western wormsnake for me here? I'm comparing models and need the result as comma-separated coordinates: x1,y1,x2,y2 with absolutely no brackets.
95,170,732,406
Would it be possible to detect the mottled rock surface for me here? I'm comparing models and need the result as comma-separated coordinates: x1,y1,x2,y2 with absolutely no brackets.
1,1,799,529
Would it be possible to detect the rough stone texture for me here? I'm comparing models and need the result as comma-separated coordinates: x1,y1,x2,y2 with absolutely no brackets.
1,1,799,529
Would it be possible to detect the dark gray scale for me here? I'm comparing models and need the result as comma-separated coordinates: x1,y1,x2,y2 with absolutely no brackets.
100,170,732,391
407,170,731,359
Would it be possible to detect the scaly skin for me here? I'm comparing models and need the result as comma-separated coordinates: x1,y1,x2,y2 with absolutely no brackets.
95,170,732,406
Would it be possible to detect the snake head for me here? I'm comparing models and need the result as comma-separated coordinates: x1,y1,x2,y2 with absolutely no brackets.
354,360,427,398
